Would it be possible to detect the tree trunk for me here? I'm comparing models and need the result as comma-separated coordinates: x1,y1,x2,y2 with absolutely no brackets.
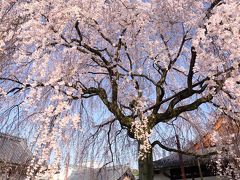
138,144,154,180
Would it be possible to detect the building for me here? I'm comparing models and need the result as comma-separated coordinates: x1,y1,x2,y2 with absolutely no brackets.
0,133,32,179
67,165,135,180
153,116,240,180
153,153,216,180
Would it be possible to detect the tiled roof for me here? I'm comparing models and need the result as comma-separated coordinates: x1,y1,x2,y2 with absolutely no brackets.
153,153,211,170
0,133,32,165
68,165,135,180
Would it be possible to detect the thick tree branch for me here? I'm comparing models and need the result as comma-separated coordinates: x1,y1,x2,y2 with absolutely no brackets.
155,94,213,124
152,31,189,114
204,0,223,20
187,47,196,90
151,140,217,157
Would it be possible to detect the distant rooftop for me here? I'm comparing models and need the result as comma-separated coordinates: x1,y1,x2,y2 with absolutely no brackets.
68,165,135,180
153,153,212,170
0,132,32,165
0,133,26,142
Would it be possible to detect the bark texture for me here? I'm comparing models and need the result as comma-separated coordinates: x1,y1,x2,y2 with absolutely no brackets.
138,146,153,180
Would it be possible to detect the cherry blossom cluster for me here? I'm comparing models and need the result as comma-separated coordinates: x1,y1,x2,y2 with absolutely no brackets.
24,89,80,177
211,128,240,178
130,97,153,159
131,117,153,160
194,0,240,102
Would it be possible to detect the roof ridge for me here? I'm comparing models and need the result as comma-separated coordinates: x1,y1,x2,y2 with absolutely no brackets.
0,132,25,142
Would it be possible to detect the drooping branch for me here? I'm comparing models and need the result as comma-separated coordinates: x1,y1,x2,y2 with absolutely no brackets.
151,140,217,158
